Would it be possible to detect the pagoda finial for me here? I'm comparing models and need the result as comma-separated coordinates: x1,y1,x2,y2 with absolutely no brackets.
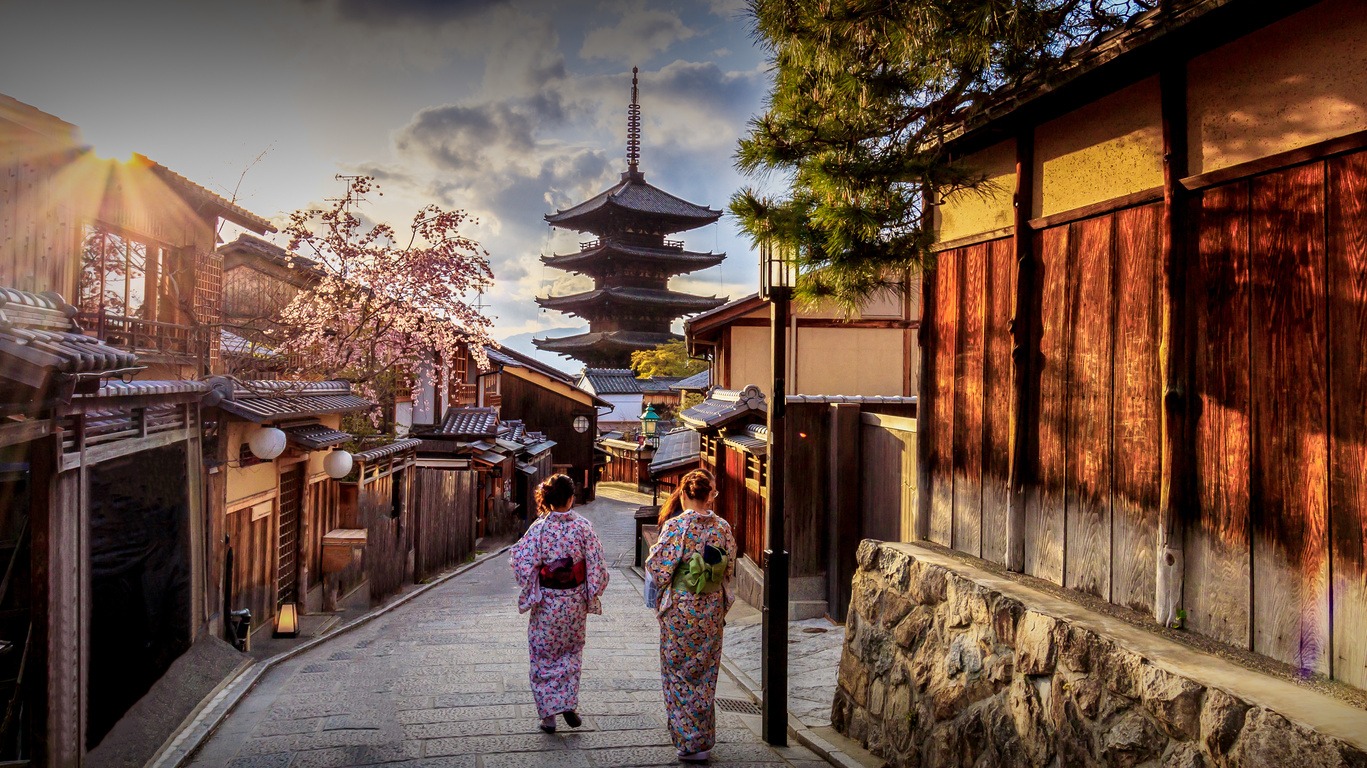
627,66,641,175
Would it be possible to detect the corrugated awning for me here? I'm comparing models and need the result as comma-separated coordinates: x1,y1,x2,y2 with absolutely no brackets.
282,422,352,450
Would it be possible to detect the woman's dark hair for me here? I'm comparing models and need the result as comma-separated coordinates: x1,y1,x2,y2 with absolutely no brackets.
535,474,576,515
658,468,716,526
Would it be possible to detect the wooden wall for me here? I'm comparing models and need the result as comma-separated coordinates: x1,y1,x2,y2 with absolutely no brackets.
411,468,477,582
921,150,1367,688
361,465,412,603
498,372,598,497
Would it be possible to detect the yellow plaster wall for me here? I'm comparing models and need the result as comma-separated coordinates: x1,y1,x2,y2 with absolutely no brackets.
225,421,278,504
937,140,1017,243
794,328,905,396
729,325,772,395
1034,77,1163,218
1188,0,1367,175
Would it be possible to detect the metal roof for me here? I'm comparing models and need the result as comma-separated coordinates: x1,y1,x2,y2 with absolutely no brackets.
214,380,372,423
579,368,643,395
671,369,710,392
427,407,501,438
545,171,721,233
649,427,701,476
282,422,353,450
679,385,767,430
353,438,423,463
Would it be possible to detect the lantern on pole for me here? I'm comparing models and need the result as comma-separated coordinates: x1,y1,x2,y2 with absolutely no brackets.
759,235,794,746
640,404,661,448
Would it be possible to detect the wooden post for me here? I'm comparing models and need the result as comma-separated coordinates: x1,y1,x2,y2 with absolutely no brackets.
1155,65,1191,627
1006,131,1037,573
827,403,861,621
915,193,936,542
28,431,57,767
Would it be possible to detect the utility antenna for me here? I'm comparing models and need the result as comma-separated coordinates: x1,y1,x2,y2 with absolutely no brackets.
627,66,641,175
326,174,368,210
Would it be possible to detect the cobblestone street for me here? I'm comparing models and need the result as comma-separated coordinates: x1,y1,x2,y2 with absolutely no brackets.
188,488,829,768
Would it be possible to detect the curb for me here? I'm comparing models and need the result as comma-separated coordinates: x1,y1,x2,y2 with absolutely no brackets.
148,545,513,768
621,565,871,768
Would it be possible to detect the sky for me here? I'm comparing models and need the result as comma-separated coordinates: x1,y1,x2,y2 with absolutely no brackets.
0,0,777,371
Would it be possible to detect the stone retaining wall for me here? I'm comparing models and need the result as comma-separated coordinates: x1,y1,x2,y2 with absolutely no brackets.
833,540,1367,768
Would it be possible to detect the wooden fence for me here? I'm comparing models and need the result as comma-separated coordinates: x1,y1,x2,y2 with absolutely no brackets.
859,413,917,543
411,468,478,582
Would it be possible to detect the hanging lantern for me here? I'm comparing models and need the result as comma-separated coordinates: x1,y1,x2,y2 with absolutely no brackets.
247,427,287,461
324,449,354,480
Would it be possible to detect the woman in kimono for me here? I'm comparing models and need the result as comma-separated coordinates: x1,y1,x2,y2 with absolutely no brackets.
645,469,735,763
509,474,609,733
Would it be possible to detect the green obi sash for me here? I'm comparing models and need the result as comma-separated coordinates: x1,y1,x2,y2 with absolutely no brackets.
673,544,728,595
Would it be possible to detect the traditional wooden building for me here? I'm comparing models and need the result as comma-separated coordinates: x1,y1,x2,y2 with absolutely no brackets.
917,0,1367,689
686,290,920,399
479,346,606,500
0,94,276,381
535,69,726,367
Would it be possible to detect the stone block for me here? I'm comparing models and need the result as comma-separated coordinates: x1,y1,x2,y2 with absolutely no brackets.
990,594,1024,645
1162,741,1207,768
879,592,913,628
1101,645,1146,699
1008,675,1054,767
1228,709,1358,768
1140,664,1204,740
1100,710,1165,768
910,563,947,606
893,606,935,651
879,548,914,591
1198,687,1249,760
1015,612,1059,675
857,540,880,570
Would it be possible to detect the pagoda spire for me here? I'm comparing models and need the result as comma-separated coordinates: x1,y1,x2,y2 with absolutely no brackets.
627,66,641,176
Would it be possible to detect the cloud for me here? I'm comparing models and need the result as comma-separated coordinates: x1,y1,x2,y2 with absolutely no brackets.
303,0,504,25
581,9,695,62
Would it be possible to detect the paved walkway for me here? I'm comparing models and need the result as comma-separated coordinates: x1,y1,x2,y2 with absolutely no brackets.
189,489,828,768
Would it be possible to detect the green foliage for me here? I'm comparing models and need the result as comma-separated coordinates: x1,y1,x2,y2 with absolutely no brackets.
733,0,1152,309
630,339,708,379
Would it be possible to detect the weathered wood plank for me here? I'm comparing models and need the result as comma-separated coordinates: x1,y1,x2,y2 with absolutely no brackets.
1007,133,1035,573
953,243,987,556
982,237,1016,566
915,267,936,543
1187,181,1253,648
1026,225,1068,584
1111,203,1162,613
929,250,958,546
1064,215,1113,599
1327,151,1367,688
1250,162,1330,675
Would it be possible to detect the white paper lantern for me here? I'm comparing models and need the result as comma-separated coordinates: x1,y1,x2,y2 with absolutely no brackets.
247,426,287,461
324,450,354,480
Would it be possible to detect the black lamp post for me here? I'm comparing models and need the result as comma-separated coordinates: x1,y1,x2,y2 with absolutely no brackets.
759,237,794,746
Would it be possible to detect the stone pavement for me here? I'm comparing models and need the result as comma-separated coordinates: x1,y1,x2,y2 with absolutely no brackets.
187,488,829,768
722,612,844,729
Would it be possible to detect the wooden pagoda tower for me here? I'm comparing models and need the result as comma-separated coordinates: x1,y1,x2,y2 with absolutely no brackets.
535,68,726,368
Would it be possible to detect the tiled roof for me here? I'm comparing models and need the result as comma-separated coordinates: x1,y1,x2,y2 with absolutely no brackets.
671,369,710,392
545,171,721,233
534,330,680,356
639,376,682,394
785,394,918,405
83,380,208,398
214,380,372,423
136,154,276,234
0,287,142,393
679,385,767,430
649,427,701,476
542,241,724,277
353,438,423,463
723,423,768,455
429,407,500,438
221,329,280,357
579,368,642,395
537,286,726,314
483,345,573,382
282,422,353,450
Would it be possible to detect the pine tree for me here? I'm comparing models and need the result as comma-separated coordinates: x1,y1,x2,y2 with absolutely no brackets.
731,0,1153,308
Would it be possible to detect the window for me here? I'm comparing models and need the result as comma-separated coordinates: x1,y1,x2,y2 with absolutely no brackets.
79,225,162,319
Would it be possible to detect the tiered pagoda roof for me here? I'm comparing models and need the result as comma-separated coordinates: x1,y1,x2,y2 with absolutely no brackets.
535,67,728,368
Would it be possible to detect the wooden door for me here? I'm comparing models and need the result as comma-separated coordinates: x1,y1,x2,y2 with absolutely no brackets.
277,465,303,603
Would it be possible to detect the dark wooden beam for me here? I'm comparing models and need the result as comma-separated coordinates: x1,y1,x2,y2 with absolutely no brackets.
1006,131,1036,572
827,403,861,621
1156,64,1191,627
930,226,1015,254
1027,186,1164,231
1180,127,1367,192
915,192,936,543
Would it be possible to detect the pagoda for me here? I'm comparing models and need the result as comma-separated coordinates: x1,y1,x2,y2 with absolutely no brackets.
535,68,726,368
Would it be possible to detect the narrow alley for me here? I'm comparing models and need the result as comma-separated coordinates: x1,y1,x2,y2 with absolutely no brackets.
186,489,830,768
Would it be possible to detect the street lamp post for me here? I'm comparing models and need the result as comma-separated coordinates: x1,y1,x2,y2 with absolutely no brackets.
640,404,661,448
759,238,794,746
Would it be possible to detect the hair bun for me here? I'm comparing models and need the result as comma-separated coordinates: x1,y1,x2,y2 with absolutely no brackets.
535,474,576,514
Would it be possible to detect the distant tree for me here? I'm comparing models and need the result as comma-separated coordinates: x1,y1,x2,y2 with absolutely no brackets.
630,339,707,379
262,176,494,426
732,0,1153,309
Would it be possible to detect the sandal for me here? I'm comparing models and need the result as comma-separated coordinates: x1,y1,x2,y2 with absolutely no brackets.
561,710,582,728
678,749,710,763
539,716,556,733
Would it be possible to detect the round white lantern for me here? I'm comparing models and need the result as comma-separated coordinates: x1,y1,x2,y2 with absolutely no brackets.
247,426,287,461
323,449,354,480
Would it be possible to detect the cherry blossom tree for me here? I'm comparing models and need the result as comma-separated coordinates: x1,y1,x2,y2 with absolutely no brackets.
258,176,494,425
